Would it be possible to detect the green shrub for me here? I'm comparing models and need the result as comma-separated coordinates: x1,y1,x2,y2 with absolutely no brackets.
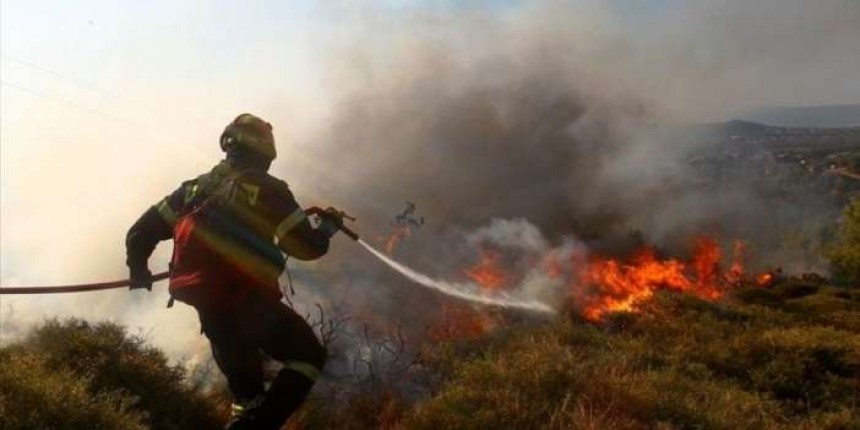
0,319,225,430
0,350,145,430
827,198,860,287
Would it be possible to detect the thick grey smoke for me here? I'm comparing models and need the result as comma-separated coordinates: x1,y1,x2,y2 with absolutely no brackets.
295,0,858,262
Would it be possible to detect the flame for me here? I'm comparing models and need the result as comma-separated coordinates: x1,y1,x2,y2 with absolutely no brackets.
690,237,723,300
378,226,411,256
428,305,499,341
579,248,696,321
430,249,510,341
464,248,509,291
438,235,774,337
725,240,746,285
543,249,567,280
756,272,774,287
576,237,741,321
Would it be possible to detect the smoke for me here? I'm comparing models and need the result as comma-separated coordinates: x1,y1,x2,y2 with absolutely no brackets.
2,0,858,367
278,0,860,337
302,0,857,258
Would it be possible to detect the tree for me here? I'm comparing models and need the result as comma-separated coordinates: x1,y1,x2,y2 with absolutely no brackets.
828,198,860,287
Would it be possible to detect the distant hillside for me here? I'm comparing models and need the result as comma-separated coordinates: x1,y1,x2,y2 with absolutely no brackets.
690,119,860,149
719,119,783,137
742,104,860,128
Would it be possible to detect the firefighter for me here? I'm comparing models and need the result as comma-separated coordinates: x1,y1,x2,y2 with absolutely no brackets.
126,113,339,429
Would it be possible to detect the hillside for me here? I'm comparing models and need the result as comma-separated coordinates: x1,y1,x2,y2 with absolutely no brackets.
401,282,860,429
741,104,860,128
277,278,859,430
695,120,860,148
2,280,858,429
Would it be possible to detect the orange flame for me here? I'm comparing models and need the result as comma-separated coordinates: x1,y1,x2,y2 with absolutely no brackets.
445,235,770,335
577,237,742,321
428,305,499,341
544,255,565,280
579,248,695,321
464,248,509,291
725,240,746,285
756,272,774,287
430,249,511,341
378,226,412,256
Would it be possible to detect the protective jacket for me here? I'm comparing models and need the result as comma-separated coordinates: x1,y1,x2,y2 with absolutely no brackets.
126,161,329,309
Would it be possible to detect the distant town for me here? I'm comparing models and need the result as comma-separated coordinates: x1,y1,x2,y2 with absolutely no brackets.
690,119,860,204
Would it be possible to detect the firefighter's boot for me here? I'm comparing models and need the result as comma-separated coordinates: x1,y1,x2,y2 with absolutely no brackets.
251,367,317,430
224,395,264,430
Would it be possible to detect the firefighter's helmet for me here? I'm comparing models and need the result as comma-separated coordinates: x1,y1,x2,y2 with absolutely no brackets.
220,113,277,160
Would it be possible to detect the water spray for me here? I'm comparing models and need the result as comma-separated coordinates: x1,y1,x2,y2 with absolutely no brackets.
310,209,555,314
298,211,556,313
357,239,556,314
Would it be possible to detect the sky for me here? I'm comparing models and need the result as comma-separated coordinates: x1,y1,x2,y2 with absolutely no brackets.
0,0,606,283
1,0,858,360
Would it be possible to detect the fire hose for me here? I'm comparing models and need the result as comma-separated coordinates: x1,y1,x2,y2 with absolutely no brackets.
0,207,357,296
0,272,170,295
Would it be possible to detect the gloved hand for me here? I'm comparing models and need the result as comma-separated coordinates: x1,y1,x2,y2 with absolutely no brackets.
316,210,341,239
129,264,153,291
304,206,358,240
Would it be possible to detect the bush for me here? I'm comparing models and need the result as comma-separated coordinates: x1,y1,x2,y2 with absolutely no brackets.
0,319,225,430
405,289,860,429
4,286,859,429
827,198,860,287
0,350,145,430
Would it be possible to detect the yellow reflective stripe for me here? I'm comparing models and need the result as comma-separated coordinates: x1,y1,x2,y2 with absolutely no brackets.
274,208,306,242
283,360,321,381
239,183,260,206
230,396,263,418
183,184,199,204
156,200,177,226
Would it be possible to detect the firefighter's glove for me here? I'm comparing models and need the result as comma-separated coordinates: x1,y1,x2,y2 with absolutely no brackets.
129,265,153,291
316,212,341,239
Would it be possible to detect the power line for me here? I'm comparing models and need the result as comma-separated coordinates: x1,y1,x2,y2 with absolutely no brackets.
0,53,222,126
1,79,129,124
0,79,211,163
1,54,123,102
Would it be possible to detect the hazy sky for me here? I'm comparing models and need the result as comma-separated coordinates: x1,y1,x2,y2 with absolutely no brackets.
1,0,858,358
0,0,673,284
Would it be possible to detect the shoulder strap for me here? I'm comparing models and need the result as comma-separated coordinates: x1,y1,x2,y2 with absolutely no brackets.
185,166,246,211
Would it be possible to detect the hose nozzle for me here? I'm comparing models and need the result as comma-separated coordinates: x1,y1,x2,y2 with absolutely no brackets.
305,206,360,241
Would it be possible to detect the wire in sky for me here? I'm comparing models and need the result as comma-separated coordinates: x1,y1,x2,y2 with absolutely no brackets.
1,79,129,124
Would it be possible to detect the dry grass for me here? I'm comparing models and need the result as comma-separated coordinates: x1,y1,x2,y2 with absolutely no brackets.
404,283,860,430
0,319,224,430
2,280,857,429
